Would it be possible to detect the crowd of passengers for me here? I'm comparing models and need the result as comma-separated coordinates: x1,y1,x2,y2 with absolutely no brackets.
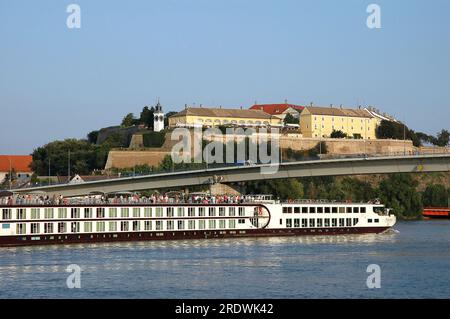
0,193,259,206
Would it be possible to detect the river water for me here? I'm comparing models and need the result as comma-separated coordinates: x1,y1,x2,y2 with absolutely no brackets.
0,220,449,299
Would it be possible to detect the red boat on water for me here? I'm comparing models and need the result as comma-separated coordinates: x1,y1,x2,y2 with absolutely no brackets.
423,207,450,219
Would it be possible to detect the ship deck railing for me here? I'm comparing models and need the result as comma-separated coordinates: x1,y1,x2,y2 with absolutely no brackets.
0,198,275,207
281,199,382,205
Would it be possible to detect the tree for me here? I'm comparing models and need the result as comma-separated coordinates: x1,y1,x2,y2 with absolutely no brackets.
246,179,304,200
415,132,435,145
121,113,135,127
283,113,298,125
376,120,421,147
308,142,328,157
435,129,450,147
422,184,448,207
330,130,347,138
30,139,101,176
87,130,99,144
140,106,154,129
377,174,423,218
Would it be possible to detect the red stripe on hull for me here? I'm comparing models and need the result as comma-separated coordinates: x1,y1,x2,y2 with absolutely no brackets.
0,227,391,247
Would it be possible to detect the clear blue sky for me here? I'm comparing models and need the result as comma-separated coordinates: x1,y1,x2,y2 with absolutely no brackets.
1,0,449,154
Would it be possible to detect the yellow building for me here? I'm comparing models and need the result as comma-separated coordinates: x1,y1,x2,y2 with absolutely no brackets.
300,106,377,139
168,107,283,128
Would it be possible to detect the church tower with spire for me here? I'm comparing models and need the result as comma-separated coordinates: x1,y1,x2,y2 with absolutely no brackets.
153,99,165,132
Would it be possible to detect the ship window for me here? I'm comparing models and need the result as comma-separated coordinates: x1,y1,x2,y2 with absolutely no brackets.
283,207,288,214
120,208,129,218
58,208,67,219
120,221,129,231
178,220,185,230
229,207,236,216
339,207,345,214
109,208,117,218
346,207,352,213
339,218,345,227
238,207,245,216
317,219,323,227
302,207,308,213
310,207,316,214
219,207,226,216
155,207,163,217
44,223,53,234
84,208,92,219
294,218,300,227
309,219,315,228
144,221,152,231
374,219,379,223
294,207,300,214
177,207,185,217
317,207,323,213
58,222,66,233
144,207,152,218
167,207,174,217
324,207,330,214
188,220,195,230
279,219,283,225
238,219,245,224
324,219,330,227
332,219,337,227
71,208,80,219
209,207,216,217
71,222,80,233
96,208,105,218
31,223,40,234
353,218,359,226
198,220,206,229
155,221,163,230
353,207,359,213
302,218,307,227
288,207,293,214
286,219,292,228
97,221,106,232
208,220,216,229
368,219,373,223
360,207,366,213
17,209,26,220
133,221,140,231
228,220,236,229
219,220,226,229
346,218,352,227
167,220,174,230
332,207,338,213
188,207,195,217
16,223,26,234
85,222,93,232
31,208,40,219
198,207,205,217
133,208,140,218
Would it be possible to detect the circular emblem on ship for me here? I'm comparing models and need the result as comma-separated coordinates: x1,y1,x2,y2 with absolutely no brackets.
250,206,270,229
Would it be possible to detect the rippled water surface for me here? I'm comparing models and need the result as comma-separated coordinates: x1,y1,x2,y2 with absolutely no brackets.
1,220,449,298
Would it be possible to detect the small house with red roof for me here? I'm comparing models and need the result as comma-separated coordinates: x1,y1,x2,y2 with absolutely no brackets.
249,102,304,121
0,155,33,183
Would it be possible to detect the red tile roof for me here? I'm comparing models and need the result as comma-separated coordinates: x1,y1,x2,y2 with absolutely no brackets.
0,155,33,173
249,103,304,115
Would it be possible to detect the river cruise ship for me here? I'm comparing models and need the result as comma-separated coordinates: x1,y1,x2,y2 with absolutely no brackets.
0,194,396,247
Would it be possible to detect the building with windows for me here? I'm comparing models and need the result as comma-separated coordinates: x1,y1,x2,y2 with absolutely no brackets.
0,155,33,183
300,106,377,139
168,106,283,128
249,103,304,121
